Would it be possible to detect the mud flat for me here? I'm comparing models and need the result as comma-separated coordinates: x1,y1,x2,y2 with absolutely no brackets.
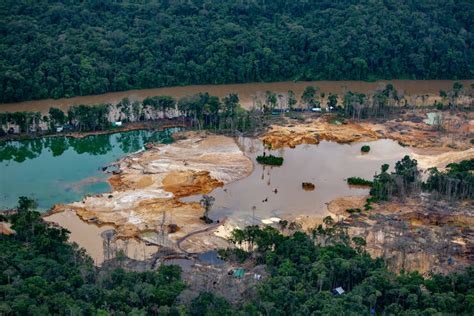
262,111,473,152
45,132,253,259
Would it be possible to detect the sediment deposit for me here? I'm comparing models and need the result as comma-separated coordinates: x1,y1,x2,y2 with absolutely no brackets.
47,133,253,254
261,116,379,149
262,111,473,152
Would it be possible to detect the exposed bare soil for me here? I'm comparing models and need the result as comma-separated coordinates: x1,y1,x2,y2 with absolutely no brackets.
46,110,473,272
261,115,379,149
46,132,253,255
326,195,473,275
262,111,473,164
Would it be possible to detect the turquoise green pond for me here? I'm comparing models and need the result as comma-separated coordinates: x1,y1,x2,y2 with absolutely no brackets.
0,129,178,210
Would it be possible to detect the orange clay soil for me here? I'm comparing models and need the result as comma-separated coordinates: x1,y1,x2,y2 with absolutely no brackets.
262,111,473,153
261,115,379,149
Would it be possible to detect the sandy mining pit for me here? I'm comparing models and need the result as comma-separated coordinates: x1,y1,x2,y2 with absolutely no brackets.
45,132,253,262
45,111,472,271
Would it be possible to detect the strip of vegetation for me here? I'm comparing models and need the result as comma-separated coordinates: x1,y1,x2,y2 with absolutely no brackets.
347,177,373,186
346,208,362,214
256,154,284,166
348,157,473,213
423,159,473,200
366,157,473,206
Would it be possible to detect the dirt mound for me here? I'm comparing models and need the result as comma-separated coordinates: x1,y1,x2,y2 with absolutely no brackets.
162,170,223,198
327,196,368,218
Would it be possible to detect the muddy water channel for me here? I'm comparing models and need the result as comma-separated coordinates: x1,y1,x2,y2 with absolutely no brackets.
1,80,472,114
0,128,178,210
185,138,413,224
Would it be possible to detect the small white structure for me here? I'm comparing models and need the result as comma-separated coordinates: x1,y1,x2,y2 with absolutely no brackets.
261,217,281,225
112,121,123,127
56,126,64,133
332,287,345,295
311,107,322,112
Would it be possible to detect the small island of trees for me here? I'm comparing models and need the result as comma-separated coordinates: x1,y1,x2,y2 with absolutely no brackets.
256,154,284,166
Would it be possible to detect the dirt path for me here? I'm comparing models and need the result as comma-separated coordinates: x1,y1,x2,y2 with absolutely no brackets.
176,218,227,254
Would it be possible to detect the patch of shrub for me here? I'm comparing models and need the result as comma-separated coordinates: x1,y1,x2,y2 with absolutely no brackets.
346,208,362,214
218,248,250,263
361,145,371,153
256,154,284,166
347,177,373,186
364,196,379,210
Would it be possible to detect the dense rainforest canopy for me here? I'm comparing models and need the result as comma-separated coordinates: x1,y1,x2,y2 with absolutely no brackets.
1,0,473,103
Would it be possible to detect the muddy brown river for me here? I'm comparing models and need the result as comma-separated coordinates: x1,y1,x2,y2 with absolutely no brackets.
1,80,473,114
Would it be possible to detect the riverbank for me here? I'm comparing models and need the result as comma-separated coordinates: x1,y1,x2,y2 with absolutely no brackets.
0,119,187,143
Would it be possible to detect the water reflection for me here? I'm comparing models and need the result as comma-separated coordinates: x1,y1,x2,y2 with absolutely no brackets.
0,129,177,163
0,128,179,209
